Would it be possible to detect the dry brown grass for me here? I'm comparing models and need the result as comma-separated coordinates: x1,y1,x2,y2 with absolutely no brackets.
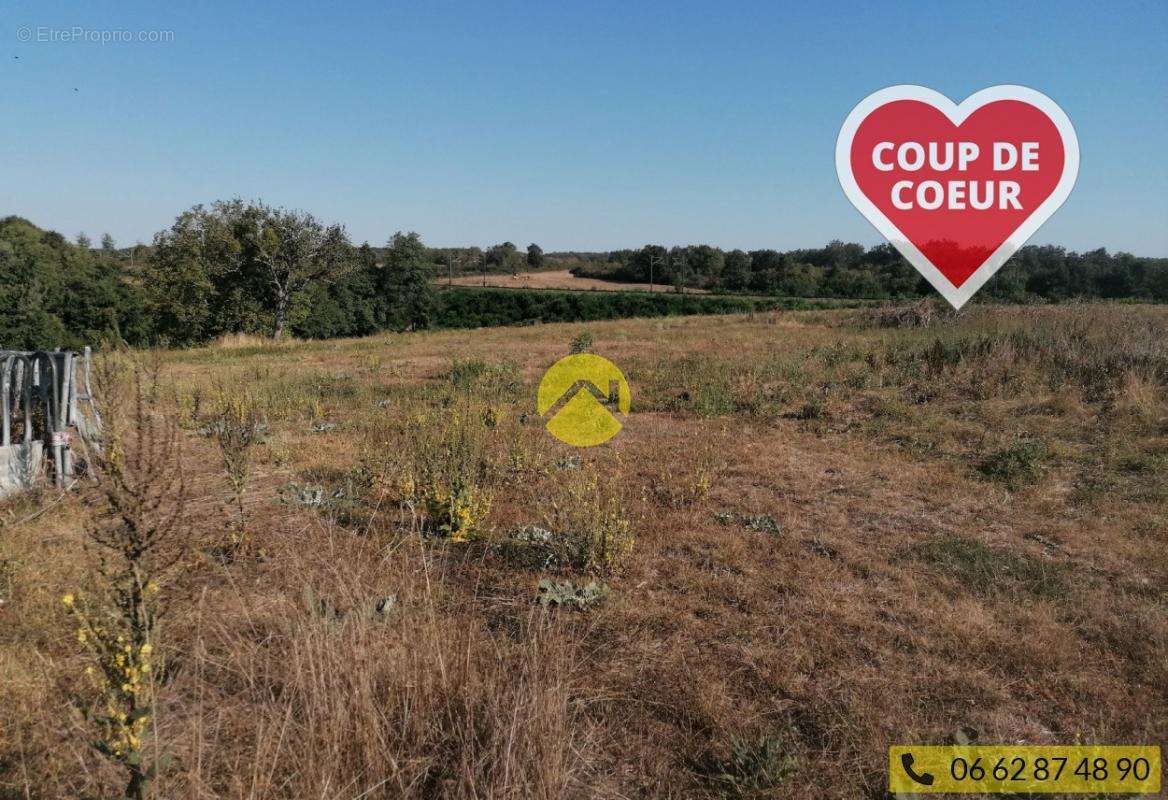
162,528,591,799
2,303,1165,799
208,333,302,350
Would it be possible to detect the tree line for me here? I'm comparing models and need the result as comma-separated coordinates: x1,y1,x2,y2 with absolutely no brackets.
574,241,1168,301
1,200,1165,350
1,202,439,349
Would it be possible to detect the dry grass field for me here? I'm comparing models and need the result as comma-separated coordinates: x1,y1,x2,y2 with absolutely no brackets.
446,269,708,294
2,303,1165,799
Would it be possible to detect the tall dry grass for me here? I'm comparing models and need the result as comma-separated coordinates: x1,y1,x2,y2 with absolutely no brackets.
166,528,594,800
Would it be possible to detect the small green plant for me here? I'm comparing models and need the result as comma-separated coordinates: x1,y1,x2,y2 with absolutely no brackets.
978,437,1048,486
279,482,330,508
493,525,558,570
651,443,720,508
699,734,796,797
569,330,595,354
448,357,490,390
300,586,396,623
277,479,363,523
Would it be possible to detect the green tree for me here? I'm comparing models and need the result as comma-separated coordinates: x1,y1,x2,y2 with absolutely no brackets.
632,245,668,285
145,200,352,342
294,242,380,339
486,241,522,275
722,249,750,291
747,249,784,293
1147,262,1168,301
0,216,141,349
235,205,351,339
686,244,723,288
776,262,822,297
527,243,544,269
380,231,434,331
144,202,243,345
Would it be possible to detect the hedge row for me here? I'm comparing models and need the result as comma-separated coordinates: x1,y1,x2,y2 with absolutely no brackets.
429,287,869,329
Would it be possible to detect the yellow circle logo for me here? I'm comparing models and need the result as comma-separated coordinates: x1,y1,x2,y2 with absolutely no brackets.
537,354,630,447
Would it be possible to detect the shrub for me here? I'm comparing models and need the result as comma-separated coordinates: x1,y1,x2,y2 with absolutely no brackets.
430,287,865,330
66,352,190,800
212,392,264,549
569,329,595,354
540,463,634,573
978,437,1048,486
394,399,497,541
697,734,797,797
794,397,826,421
447,357,489,390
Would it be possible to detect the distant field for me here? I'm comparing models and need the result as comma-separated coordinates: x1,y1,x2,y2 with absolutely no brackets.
3,304,1165,799
446,267,709,293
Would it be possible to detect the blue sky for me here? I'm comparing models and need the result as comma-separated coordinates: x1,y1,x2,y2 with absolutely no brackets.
3,0,1166,254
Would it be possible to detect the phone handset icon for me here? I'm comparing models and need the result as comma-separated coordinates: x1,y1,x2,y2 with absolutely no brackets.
900,753,935,786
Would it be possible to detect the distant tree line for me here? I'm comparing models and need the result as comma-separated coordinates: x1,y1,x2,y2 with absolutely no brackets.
573,241,1168,302
1,201,1166,351
1,203,438,349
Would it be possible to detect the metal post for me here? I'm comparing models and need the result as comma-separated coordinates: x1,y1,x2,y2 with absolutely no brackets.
1,356,11,448
60,351,74,479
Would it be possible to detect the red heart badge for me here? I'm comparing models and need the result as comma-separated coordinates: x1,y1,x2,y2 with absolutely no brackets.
836,85,1078,308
